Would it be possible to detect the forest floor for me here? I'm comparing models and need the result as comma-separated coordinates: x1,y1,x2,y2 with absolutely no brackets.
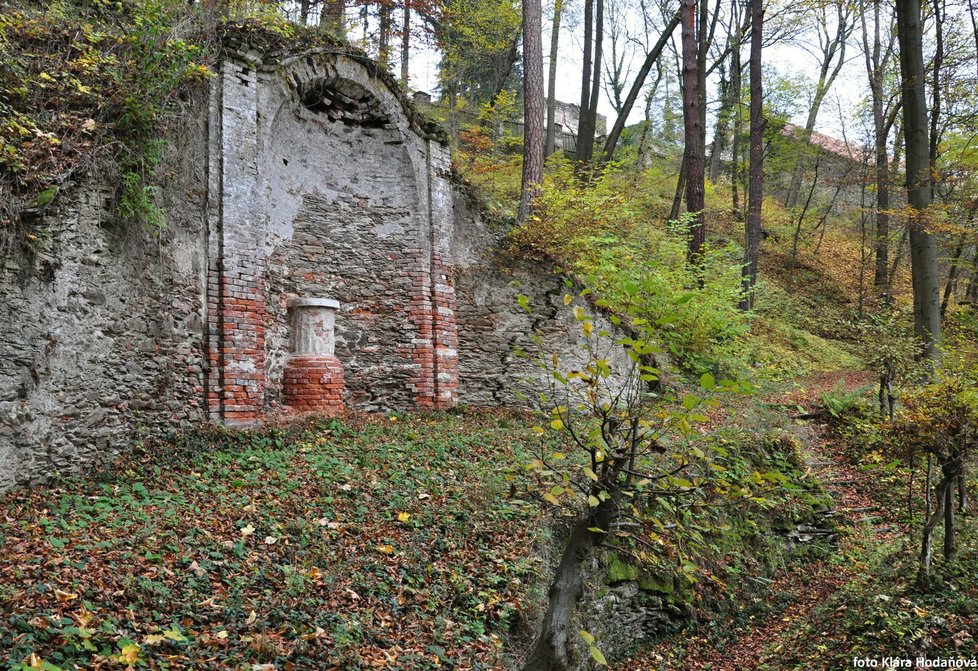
614,370,948,671
0,412,550,671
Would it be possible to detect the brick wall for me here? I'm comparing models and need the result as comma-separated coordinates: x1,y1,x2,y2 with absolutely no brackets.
210,49,461,419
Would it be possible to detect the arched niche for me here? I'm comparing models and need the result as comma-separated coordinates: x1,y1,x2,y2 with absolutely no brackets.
205,48,458,423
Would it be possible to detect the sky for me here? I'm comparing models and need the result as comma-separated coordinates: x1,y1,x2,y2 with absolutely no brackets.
401,4,872,145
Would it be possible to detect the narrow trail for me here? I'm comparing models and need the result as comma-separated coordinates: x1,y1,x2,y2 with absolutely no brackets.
614,370,901,671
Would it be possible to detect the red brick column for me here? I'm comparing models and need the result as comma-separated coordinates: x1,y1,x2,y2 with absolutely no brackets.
432,256,459,408
282,356,345,413
282,297,344,415
207,265,266,424
406,253,459,409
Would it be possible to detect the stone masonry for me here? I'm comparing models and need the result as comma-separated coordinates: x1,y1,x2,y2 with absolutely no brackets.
0,45,624,491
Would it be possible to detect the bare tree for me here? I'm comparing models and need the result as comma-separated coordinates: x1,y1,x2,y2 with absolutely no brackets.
602,9,681,160
602,0,635,116
400,0,411,89
784,0,854,208
859,0,901,300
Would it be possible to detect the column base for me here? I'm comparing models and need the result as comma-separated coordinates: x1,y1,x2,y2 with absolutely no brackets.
282,355,345,415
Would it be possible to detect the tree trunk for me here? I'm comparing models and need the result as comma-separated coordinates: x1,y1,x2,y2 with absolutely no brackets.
601,11,681,161
545,0,564,156
576,0,603,163
400,0,410,89
919,473,946,580
929,0,944,196
671,156,688,223
966,249,978,303
379,2,393,66
520,518,594,670
944,463,956,562
519,0,546,223
680,0,705,265
730,34,743,220
637,79,661,168
740,0,764,311
873,138,891,298
788,156,820,292
576,0,594,162
862,0,894,299
896,0,942,373
708,69,728,182
959,463,969,513
320,0,345,36
940,240,965,317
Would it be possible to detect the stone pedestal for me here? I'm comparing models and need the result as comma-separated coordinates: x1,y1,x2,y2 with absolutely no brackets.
282,298,345,414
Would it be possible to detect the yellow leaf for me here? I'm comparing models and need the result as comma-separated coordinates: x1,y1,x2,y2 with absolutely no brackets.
376,544,395,555
144,634,166,645
590,645,608,665
583,467,599,482
75,607,93,626
550,419,564,430
240,524,255,537
397,512,411,523
119,643,141,663
39,72,55,82
55,589,78,602
588,495,600,507
542,493,560,505
583,321,593,336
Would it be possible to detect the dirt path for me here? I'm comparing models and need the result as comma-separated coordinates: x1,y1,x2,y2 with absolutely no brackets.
613,371,899,671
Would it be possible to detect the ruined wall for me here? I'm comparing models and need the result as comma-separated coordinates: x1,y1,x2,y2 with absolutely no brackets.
0,46,627,491
206,48,461,421
0,104,210,490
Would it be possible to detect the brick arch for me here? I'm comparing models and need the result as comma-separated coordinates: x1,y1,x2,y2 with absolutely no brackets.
205,49,458,423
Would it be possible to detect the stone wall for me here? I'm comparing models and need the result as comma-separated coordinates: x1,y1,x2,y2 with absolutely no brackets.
0,102,210,490
0,46,628,491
